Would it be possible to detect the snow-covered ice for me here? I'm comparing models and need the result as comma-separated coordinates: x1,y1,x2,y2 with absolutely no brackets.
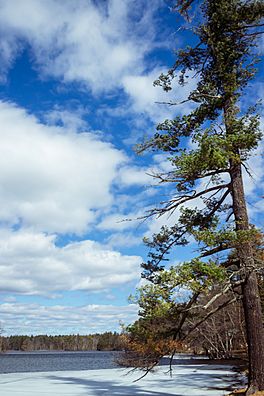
0,364,243,396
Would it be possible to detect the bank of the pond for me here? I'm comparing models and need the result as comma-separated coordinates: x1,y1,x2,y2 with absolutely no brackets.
228,391,264,396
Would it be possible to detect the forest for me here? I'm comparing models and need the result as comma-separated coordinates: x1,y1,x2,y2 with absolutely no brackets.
0,332,123,352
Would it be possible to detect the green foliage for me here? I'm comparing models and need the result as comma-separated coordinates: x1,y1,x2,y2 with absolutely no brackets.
124,0,264,372
138,0,264,278
194,226,259,247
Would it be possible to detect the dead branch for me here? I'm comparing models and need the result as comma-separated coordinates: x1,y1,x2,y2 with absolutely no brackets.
146,169,229,185
132,361,159,382
183,295,242,340
151,183,230,217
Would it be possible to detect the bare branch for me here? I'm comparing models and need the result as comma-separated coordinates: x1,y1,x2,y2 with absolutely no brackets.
226,209,234,222
203,284,232,310
132,361,159,382
243,30,264,37
191,93,222,100
155,99,190,106
155,93,222,108
204,186,231,216
227,22,264,31
200,243,232,258
147,169,229,185
242,162,254,179
172,292,200,340
153,183,230,216
165,349,177,376
183,296,242,340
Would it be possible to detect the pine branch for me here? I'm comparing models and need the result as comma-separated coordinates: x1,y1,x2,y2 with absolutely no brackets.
243,31,264,37
200,243,231,258
146,230,186,268
203,187,231,219
172,291,200,340
147,169,229,185
155,93,222,107
155,99,190,106
228,22,264,31
153,183,230,216
226,209,234,222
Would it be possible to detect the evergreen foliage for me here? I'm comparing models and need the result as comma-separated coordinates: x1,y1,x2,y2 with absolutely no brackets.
124,1,264,393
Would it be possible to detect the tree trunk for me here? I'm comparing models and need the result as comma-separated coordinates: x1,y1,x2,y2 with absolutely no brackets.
230,161,264,395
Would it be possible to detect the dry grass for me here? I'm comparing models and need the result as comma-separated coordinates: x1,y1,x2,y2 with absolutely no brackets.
228,390,246,395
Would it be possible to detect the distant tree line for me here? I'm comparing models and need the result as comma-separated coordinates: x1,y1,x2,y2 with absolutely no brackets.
0,331,124,352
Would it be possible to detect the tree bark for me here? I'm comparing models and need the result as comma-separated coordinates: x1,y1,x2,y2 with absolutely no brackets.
230,161,264,395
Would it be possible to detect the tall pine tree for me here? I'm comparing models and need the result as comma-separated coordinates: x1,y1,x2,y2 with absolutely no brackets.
127,1,264,394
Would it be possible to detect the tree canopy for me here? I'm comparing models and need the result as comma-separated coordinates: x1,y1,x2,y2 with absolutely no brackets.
124,1,264,394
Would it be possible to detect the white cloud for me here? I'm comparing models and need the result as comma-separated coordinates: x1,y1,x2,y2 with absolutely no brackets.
117,154,176,188
0,101,125,234
244,133,264,198
0,229,142,296
44,107,88,131
122,69,198,123
117,165,153,187
0,1,193,125
0,301,138,335
245,136,264,223
0,0,159,93
105,233,141,248
97,213,138,232
122,72,165,115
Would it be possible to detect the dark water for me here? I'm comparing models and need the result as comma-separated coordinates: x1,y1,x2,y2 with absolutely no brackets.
0,351,244,375
0,351,120,374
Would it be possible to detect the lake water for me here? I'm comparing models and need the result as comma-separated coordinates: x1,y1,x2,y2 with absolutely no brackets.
0,351,120,373
0,351,243,375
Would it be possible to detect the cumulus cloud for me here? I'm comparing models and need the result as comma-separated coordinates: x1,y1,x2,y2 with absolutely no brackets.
117,152,178,188
44,107,88,131
0,0,159,93
117,165,153,187
122,68,198,124
105,232,141,248
97,213,137,232
0,301,138,335
0,101,125,234
0,0,195,125
0,229,142,296
99,68,198,131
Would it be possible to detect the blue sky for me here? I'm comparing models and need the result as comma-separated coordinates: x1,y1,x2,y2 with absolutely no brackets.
0,0,263,336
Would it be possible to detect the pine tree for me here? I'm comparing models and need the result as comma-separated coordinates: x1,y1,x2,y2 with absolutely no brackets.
127,1,264,394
